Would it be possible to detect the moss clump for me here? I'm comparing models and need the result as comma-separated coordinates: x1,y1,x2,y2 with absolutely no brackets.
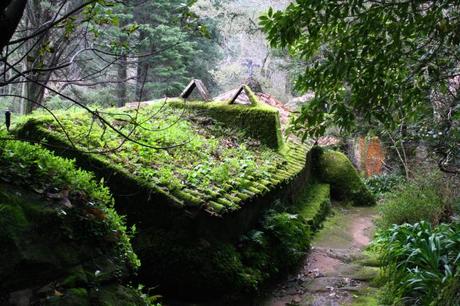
311,146,375,206
0,137,145,304
351,294,380,306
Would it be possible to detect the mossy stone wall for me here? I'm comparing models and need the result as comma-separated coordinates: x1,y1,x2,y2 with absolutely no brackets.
169,86,284,150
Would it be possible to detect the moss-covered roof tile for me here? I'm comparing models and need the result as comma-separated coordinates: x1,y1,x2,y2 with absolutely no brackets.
14,102,310,216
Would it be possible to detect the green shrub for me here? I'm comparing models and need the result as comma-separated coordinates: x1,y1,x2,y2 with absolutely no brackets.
374,221,460,306
364,173,405,198
263,211,311,267
377,171,447,229
240,209,312,286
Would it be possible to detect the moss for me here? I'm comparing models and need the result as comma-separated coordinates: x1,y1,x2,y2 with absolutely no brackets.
134,228,255,298
89,285,148,306
237,183,332,292
350,266,380,281
312,206,377,251
295,183,331,231
355,251,381,267
0,138,140,303
60,266,88,288
14,105,294,215
133,179,326,299
350,294,380,306
239,212,312,289
169,86,284,150
311,146,376,206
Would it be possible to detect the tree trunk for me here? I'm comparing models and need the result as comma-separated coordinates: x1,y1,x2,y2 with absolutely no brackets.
21,0,67,114
135,60,149,101
116,53,128,107
116,16,128,107
0,0,28,53
135,30,149,101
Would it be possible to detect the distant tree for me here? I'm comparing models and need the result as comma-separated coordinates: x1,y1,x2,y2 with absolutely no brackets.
1,0,120,113
0,0,221,151
261,0,460,173
132,0,221,100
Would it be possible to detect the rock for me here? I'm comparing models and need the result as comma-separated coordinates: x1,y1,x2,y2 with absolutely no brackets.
9,289,33,306
292,296,302,303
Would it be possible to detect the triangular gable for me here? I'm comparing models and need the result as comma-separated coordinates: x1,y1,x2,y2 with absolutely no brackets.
229,85,260,107
180,79,211,101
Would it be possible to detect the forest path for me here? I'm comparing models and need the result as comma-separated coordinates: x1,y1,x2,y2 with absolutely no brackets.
259,205,378,306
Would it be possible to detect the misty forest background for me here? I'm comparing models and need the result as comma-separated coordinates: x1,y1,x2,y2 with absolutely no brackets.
0,0,302,116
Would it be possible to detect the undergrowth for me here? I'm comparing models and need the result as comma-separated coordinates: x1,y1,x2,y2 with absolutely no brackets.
364,173,405,199
0,135,154,304
373,221,460,306
0,137,139,269
369,168,460,305
377,170,453,229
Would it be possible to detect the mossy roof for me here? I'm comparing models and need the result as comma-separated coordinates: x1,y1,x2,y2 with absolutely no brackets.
15,102,309,216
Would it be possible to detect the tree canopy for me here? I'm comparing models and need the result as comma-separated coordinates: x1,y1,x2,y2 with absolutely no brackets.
261,0,459,171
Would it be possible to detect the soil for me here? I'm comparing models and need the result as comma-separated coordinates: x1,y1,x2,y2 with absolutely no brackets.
258,205,378,306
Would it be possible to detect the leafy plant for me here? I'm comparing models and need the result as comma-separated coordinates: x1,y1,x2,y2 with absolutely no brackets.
264,212,311,266
240,208,311,286
364,173,405,198
0,135,140,269
374,221,460,306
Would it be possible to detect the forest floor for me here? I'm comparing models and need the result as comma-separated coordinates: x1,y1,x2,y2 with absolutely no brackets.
259,205,379,306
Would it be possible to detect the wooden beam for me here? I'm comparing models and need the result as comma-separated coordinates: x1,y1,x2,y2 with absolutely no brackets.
228,85,244,105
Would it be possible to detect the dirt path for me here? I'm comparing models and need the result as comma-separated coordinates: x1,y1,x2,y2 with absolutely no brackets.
260,206,378,306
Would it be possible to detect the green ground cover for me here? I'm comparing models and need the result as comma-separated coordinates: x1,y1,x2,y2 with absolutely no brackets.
16,102,307,215
0,134,151,305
